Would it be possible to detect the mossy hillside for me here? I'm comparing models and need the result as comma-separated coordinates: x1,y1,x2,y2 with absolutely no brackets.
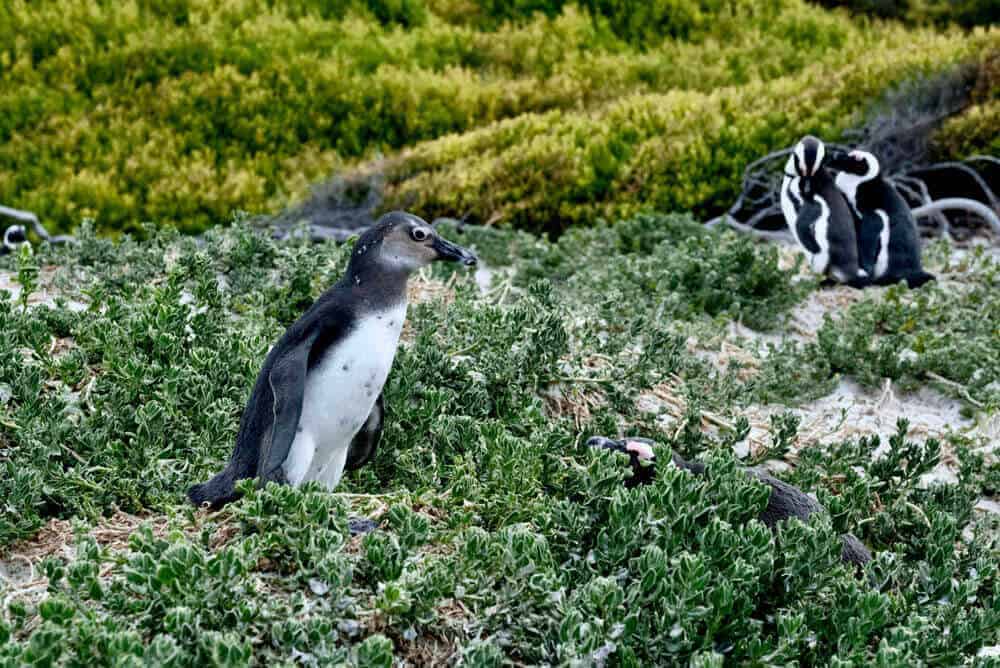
378,28,998,235
2,0,996,236
933,49,1000,159
1,216,997,664
815,0,999,28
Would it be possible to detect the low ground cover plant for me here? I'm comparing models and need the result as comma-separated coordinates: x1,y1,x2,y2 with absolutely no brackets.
0,217,996,664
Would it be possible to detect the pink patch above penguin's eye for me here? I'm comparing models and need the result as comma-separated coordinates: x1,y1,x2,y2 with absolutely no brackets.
624,440,655,461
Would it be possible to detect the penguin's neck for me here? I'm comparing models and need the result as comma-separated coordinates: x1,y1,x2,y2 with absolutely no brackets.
835,160,878,211
342,256,411,309
809,166,835,189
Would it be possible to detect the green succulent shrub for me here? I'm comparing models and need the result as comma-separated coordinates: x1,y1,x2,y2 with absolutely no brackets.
813,0,1000,28
1,217,997,664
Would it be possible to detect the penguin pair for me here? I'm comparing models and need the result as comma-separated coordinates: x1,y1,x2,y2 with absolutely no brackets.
781,136,869,288
782,136,933,289
188,212,477,510
586,436,873,567
826,149,935,288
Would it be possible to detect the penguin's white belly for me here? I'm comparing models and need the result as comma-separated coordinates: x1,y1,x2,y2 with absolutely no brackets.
810,196,831,275
282,301,407,489
782,174,824,268
835,172,862,217
780,175,799,231
873,209,891,278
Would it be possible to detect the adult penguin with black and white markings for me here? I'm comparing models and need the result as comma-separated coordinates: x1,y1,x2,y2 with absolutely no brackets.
781,136,868,288
586,436,873,567
188,211,477,510
828,149,935,288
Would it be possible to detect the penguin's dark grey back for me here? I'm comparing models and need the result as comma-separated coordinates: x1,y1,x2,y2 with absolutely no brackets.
852,170,932,286
671,451,871,566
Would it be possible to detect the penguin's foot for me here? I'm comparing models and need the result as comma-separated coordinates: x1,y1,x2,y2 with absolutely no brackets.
845,275,871,290
904,271,935,289
348,516,378,536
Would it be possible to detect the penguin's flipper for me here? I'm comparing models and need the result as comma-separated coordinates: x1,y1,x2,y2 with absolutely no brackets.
794,204,822,255
856,210,883,277
258,335,317,483
345,392,384,471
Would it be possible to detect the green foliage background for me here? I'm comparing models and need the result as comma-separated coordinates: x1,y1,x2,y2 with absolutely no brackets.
0,219,998,665
1,2,999,665
1,0,997,236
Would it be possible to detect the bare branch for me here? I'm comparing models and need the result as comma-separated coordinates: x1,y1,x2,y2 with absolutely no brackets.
711,211,793,242
966,155,1000,167
892,175,951,233
912,198,1000,235
0,205,40,226
908,162,999,212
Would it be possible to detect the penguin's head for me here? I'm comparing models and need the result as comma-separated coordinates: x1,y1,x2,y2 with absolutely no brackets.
355,211,477,274
792,135,826,179
829,149,880,180
586,436,656,462
2,225,27,252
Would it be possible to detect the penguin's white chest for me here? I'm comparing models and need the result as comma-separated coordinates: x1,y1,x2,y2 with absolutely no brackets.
873,209,891,279
808,196,831,275
780,174,800,231
782,174,826,269
283,301,407,489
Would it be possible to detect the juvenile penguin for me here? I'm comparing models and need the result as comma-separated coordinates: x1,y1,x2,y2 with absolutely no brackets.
781,136,868,288
828,149,935,288
586,436,872,567
188,211,477,510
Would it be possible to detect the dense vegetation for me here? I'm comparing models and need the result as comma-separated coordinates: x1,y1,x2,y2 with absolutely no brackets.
1,0,997,236
1,218,997,664
2,1,998,664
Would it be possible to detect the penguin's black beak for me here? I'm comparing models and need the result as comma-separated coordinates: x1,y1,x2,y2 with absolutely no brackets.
432,236,477,267
586,436,626,453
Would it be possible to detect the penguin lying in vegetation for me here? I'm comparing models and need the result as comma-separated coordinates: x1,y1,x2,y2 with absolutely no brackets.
586,436,872,567
828,148,935,289
781,136,869,289
189,211,477,510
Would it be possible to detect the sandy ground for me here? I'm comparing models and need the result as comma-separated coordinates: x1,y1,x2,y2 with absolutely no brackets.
640,241,998,519
0,265,87,311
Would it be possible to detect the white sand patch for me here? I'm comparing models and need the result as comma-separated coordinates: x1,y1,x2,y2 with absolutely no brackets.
677,242,998,487
0,269,87,312
474,262,497,292
744,378,973,447
975,498,1000,515
724,284,868,348
639,374,983,482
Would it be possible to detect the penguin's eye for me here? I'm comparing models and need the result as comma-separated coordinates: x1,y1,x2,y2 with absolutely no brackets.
411,227,429,242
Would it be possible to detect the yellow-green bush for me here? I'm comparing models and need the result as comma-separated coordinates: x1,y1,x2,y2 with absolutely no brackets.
933,100,1000,158
932,48,1000,158
815,0,999,28
0,0,995,235
376,28,998,235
